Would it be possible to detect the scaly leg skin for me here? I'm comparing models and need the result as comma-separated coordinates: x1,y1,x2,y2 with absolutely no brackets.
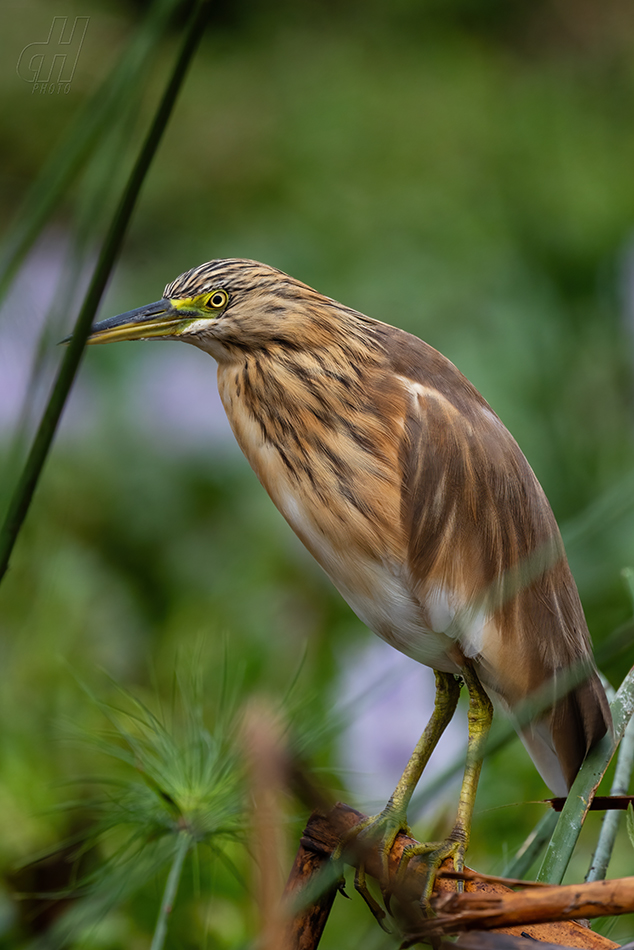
398,662,494,906
334,671,461,919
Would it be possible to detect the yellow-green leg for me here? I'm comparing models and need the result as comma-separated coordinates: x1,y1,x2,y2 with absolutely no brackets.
399,661,494,900
338,671,461,916
383,670,462,837
340,662,494,922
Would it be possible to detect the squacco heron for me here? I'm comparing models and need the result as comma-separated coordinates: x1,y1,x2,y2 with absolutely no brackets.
85,258,611,901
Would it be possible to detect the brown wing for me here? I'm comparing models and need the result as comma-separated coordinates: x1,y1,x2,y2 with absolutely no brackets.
372,323,611,792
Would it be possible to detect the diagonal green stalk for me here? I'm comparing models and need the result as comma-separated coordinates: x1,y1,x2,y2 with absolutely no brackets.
501,810,559,880
585,704,634,881
0,0,211,584
537,664,634,884
150,831,191,950
0,68,146,519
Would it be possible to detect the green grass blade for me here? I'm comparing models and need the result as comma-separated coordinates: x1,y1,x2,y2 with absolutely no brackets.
586,706,634,881
502,810,559,880
537,665,634,884
0,0,212,584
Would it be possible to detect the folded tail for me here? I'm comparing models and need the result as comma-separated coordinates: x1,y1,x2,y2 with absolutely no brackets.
515,668,612,796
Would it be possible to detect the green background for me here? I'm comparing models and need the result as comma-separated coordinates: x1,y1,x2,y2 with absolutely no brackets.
1,0,634,945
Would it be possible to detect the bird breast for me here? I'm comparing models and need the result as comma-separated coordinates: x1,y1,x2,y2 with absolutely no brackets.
215,351,471,673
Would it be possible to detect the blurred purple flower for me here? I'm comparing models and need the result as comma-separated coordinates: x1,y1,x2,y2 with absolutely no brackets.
337,638,465,813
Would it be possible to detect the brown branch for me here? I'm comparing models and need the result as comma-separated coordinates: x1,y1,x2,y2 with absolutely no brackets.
282,831,341,949
548,795,634,812
438,868,548,888
442,936,617,950
285,803,621,949
422,875,634,937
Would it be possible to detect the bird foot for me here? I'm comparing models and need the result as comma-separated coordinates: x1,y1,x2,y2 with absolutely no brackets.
333,803,410,874
333,811,466,931
332,802,412,933
331,804,412,922
397,834,465,907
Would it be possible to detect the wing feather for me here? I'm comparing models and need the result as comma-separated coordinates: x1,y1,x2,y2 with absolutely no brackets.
372,324,611,791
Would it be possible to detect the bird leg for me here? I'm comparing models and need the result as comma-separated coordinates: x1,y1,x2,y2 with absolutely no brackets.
398,661,494,904
335,671,461,914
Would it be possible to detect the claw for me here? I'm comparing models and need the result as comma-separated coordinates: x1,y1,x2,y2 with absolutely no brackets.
336,878,351,900
331,808,405,929
354,866,392,933
381,880,394,917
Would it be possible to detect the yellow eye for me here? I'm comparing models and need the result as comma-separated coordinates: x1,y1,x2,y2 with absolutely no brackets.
206,290,229,310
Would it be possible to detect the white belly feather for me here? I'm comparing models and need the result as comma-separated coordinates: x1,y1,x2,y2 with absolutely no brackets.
278,490,490,675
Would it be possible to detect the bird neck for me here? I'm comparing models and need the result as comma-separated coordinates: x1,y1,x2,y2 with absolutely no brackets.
214,324,408,564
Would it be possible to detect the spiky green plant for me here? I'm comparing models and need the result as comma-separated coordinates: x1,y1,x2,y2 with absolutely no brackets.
34,673,246,950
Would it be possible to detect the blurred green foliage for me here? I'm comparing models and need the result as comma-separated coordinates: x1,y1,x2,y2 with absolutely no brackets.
2,0,634,944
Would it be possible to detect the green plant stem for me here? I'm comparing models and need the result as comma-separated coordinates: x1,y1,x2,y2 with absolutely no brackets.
0,0,211,585
537,665,634,884
502,809,559,880
586,705,634,881
150,831,191,950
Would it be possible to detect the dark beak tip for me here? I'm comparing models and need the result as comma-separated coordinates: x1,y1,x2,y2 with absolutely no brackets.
58,299,176,348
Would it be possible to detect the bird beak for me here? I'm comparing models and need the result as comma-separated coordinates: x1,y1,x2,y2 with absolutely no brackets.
79,299,199,345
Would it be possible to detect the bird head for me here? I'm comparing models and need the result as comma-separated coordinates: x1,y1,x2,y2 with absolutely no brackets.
85,258,358,360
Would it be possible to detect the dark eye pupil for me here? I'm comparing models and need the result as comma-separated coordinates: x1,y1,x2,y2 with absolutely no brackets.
211,293,225,307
